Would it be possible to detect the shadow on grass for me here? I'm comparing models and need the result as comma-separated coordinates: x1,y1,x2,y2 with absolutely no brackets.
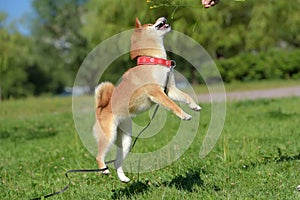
267,108,300,120
242,148,300,170
112,181,149,199
163,169,204,192
0,123,58,141
163,169,221,192
112,169,221,199
274,148,300,163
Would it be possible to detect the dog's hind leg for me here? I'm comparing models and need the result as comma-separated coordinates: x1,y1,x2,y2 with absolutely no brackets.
94,113,117,175
114,118,132,183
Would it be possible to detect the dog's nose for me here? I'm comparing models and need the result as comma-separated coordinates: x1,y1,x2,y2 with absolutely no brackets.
157,17,167,23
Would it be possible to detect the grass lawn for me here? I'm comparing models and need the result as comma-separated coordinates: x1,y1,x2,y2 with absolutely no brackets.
192,79,300,94
1,95,300,199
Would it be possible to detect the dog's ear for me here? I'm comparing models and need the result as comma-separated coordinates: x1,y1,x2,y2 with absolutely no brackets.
135,17,142,29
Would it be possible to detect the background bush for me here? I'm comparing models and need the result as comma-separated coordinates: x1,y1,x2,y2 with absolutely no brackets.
216,49,300,83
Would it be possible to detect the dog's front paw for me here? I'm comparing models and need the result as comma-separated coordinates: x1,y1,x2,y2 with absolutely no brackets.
181,113,192,120
192,105,202,111
190,103,202,111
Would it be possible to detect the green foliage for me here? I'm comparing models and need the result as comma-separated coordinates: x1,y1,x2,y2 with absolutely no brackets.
148,0,300,56
30,0,89,93
0,15,34,99
0,97,300,199
82,0,150,47
1,0,300,99
216,49,300,82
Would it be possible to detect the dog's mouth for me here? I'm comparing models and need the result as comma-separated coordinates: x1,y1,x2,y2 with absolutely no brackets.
155,18,170,30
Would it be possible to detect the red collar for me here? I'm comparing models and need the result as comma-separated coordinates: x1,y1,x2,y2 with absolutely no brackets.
137,56,174,68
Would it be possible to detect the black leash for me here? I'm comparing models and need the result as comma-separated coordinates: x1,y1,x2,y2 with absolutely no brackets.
131,104,160,151
31,167,108,200
31,63,175,199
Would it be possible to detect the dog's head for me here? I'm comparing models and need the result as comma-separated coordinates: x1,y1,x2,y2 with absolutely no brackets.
131,17,171,60
135,17,171,36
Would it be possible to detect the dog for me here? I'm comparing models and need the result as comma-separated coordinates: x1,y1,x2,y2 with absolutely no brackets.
93,17,201,182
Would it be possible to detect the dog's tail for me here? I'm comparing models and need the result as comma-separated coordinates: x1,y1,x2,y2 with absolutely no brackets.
95,82,115,109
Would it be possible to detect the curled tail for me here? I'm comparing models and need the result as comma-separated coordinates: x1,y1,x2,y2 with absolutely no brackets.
95,82,115,109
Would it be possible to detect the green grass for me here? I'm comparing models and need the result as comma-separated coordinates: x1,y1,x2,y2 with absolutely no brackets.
191,79,300,94
1,96,300,199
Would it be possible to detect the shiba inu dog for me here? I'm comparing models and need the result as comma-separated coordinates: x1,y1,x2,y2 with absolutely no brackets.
93,17,201,182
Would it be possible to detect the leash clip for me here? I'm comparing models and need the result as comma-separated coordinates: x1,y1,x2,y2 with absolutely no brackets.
171,60,176,68
170,60,176,71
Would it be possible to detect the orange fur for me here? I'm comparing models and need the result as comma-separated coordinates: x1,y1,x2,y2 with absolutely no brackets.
95,82,114,109
93,17,201,182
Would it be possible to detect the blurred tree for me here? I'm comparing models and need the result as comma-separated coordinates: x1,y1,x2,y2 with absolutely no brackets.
0,13,34,99
1,0,300,99
274,0,300,47
145,0,300,83
80,0,154,86
30,0,89,93
82,0,151,46
148,0,300,55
